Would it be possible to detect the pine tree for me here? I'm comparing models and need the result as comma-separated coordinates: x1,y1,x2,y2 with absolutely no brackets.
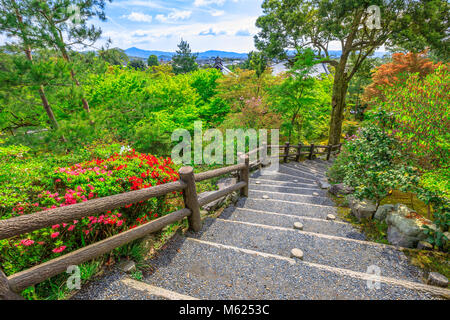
28,0,110,114
0,0,61,131
172,39,198,75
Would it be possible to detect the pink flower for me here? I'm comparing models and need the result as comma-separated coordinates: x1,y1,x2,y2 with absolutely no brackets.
52,246,66,253
67,225,75,231
99,178,105,182
52,224,60,229
117,220,123,227
51,232,60,238
20,239,34,246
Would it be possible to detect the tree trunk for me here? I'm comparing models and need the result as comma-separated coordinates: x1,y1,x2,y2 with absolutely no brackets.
328,55,350,146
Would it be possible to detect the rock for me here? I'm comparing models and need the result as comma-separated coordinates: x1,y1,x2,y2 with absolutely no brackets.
374,204,395,221
427,272,448,288
200,210,208,216
293,222,304,230
318,179,331,189
290,248,304,260
348,197,377,221
385,204,429,248
312,192,319,196
262,195,269,199
329,183,354,197
326,214,336,221
255,181,261,184
417,241,433,250
118,260,136,273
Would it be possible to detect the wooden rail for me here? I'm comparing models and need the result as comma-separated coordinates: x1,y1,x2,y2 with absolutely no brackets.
0,156,250,300
269,143,342,161
0,140,340,299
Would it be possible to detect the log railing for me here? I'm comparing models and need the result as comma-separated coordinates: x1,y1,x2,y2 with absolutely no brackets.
271,143,342,162
0,141,341,299
0,156,250,299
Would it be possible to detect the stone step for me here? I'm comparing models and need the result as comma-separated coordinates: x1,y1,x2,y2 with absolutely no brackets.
303,159,332,170
220,207,365,240
250,177,319,189
249,189,335,206
276,165,319,180
119,278,199,300
249,183,327,196
70,271,196,300
237,198,337,219
251,171,316,184
189,218,425,283
283,162,327,177
143,235,442,300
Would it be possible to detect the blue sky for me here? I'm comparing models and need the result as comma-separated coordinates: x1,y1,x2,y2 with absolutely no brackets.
95,0,264,52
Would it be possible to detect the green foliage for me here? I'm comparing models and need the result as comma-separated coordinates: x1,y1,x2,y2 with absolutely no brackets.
268,49,332,142
99,48,129,66
147,55,159,67
329,124,418,206
172,39,198,75
373,65,450,171
128,59,146,71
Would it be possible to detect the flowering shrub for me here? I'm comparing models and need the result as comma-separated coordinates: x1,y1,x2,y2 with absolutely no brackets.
0,149,180,277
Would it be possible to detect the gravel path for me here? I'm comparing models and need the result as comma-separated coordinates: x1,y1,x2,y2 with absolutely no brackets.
73,160,447,300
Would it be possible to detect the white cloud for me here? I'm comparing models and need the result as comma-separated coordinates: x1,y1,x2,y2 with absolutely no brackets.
194,0,226,7
110,1,165,9
210,10,225,17
122,12,152,22
156,10,192,23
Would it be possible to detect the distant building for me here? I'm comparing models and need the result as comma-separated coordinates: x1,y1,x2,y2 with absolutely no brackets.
270,61,330,77
213,57,233,75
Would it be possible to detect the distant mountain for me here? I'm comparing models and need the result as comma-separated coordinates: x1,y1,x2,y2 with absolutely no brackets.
125,47,248,60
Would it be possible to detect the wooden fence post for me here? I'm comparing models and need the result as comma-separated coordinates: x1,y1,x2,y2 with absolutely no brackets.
239,154,249,197
295,143,302,162
178,167,202,232
284,142,290,163
0,269,22,300
326,145,332,161
309,144,315,160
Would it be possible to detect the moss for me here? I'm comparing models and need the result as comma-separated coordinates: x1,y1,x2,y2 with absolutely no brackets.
381,190,432,220
402,249,450,287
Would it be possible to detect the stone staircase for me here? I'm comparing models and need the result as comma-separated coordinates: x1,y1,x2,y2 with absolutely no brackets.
72,159,449,300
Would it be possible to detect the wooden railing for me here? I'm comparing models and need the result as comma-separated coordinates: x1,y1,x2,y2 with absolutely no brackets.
0,156,250,300
0,141,341,299
271,143,342,162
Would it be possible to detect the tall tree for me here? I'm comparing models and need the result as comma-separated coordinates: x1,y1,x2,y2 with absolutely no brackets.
29,0,111,113
255,0,449,145
171,39,198,75
147,54,159,67
0,0,60,130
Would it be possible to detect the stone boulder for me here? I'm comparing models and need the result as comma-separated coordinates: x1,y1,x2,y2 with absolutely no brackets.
386,204,429,248
374,204,395,221
329,183,354,197
348,197,377,221
318,179,331,190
